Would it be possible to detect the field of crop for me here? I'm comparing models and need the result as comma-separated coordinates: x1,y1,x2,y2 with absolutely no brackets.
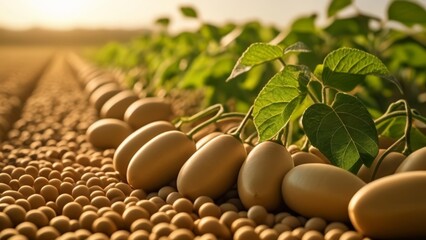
1,0,426,239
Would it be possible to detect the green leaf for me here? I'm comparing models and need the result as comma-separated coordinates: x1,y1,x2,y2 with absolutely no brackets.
253,65,309,142
284,42,311,55
324,16,370,36
313,64,323,80
327,0,352,17
322,47,402,92
155,17,170,27
390,43,426,68
302,93,379,171
227,43,283,81
200,23,221,42
179,54,214,88
180,6,198,18
291,15,317,33
388,0,426,27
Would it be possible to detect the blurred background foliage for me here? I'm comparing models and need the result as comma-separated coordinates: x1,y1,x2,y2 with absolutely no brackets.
92,0,426,118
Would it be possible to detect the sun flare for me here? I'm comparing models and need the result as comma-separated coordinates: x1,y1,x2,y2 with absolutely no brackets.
29,0,88,28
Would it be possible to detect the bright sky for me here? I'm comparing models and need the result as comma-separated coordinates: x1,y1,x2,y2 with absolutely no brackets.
0,0,422,31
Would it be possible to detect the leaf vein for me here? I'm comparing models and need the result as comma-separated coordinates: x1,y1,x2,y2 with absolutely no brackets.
346,55,367,73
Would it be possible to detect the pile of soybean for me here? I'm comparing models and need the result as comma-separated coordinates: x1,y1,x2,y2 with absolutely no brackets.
75,54,426,240
0,53,425,240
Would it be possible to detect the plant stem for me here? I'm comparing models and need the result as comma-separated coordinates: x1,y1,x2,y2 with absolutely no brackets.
278,58,286,68
173,118,184,129
384,99,405,115
231,106,253,140
220,113,251,135
413,109,426,124
322,86,328,104
374,110,426,126
301,136,310,152
402,100,412,155
286,121,293,147
307,89,320,104
217,112,247,120
245,131,258,144
276,127,285,146
226,126,239,134
371,135,405,181
373,99,414,156
186,104,224,138
374,111,404,125
176,103,224,129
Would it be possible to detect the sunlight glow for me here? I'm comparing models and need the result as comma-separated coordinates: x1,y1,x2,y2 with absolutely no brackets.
28,0,88,28
0,0,402,31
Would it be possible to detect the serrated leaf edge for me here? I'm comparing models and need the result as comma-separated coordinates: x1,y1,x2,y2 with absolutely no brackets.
226,43,283,82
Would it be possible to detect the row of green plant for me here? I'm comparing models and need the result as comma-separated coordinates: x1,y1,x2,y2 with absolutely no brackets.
92,0,426,172
94,0,425,113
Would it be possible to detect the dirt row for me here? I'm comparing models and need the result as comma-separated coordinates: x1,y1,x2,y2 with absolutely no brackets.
0,47,54,143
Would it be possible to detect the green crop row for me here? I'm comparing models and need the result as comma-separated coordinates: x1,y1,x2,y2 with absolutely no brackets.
90,0,426,163
92,0,425,116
